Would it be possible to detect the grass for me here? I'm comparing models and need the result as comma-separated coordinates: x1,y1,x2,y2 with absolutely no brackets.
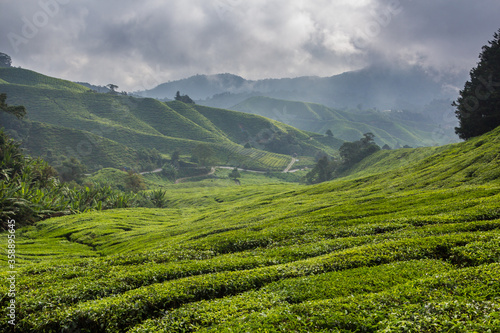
1,126,500,331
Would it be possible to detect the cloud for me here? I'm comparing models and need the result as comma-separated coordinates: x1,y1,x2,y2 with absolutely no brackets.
0,0,499,91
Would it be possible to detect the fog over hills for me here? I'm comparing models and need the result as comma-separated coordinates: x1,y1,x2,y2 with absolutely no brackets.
136,64,467,112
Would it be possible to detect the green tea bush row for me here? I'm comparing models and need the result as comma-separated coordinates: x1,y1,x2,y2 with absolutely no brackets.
9,232,497,332
128,260,452,332
208,263,500,332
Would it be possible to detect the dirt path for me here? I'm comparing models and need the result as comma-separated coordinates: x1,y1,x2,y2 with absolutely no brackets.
283,158,297,173
139,168,162,175
151,157,299,184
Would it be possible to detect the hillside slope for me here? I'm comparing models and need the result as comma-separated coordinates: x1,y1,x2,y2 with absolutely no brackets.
1,127,499,332
0,68,339,171
232,96,453,147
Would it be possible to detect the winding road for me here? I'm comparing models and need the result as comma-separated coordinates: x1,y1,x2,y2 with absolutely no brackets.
172,157,300,184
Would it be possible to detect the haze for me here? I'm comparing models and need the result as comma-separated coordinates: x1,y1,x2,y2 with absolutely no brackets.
1,0,499,91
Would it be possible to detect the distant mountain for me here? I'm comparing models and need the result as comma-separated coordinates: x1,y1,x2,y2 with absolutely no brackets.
136,64,467,112
0,67,340,172
231,96,457,148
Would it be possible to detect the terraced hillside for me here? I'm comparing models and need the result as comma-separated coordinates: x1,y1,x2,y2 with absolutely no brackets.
1,126,499,332
232,96,456,147
0,68,338,171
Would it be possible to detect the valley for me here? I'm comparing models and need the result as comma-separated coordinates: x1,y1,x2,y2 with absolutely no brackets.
1,60,499,332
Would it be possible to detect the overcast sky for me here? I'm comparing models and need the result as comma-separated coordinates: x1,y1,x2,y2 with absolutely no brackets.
1,0,499,91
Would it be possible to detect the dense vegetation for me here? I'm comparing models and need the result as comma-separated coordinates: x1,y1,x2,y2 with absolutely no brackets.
454,28,500,140
306,133,381,184
1,124,499,332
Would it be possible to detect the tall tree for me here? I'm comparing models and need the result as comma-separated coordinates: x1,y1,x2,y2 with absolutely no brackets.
339,132,380,167
175,91,195,104
107,84,119,93
0,53,12,67
229,167,241,180
454,28,500,140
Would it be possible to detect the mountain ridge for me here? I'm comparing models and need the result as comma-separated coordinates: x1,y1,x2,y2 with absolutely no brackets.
136,64,466,111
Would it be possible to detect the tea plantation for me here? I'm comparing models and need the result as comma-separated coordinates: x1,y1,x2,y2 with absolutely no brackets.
0,67,339,173
1,127,500,331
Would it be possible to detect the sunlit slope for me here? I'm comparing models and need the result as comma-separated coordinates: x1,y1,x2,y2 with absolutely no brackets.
1,68,341,171
0,67,88,92
1,128,499,331
343,125,500,187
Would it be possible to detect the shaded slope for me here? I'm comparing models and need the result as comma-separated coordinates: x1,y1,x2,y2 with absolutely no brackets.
232,96,447,147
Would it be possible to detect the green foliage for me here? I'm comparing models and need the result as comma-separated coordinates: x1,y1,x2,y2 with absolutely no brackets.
0,128,68,226
175,91,195,104
2,115,500,331
229,167,241,180
0,92,26,119
65,185,136,213
455,28,500,139
306,133,380,183
125,171,147,192
140,189,169,208
55,156,87,183
0,129,156,227
0,52,12,68
192,143,215,167
339,132,380,167
161,163,178,181
305,156,335,184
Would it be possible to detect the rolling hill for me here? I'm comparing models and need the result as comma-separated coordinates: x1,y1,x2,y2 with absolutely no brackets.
231,96,453,147
1,124,499,331
0,67,340,172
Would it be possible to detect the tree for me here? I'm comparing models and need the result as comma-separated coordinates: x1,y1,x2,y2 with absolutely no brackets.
0,93,26,119
229,167,241,180
161,163,178,181
454,28,500,140
107,84,118,93
339,133,380,167
305,156,335,184
171,150,180,162
125,171,146,192
0,52,12,68
56,157,87,183
175,91,195,104
325,129,334,137
192,143,214,167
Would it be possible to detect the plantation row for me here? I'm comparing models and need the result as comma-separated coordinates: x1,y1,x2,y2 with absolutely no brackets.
2,175,500,331
2,226,498,331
